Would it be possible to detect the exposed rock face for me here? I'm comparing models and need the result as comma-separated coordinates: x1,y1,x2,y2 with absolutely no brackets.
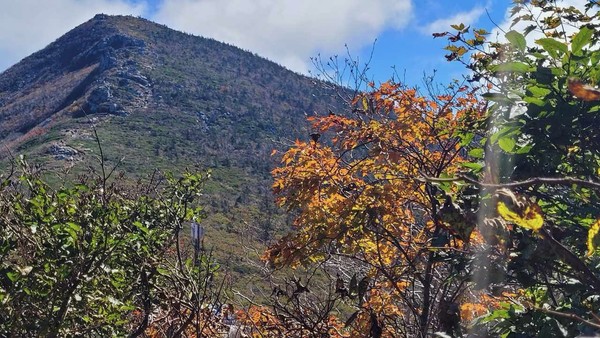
71,32,151,117
72,33,146,70
47,142,80,160
0,23,151,138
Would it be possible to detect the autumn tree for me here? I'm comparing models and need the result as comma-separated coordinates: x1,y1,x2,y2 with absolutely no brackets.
264,78,487,336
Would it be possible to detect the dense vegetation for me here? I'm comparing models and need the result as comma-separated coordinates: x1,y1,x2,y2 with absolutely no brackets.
0,152,214,336
3,0,600,336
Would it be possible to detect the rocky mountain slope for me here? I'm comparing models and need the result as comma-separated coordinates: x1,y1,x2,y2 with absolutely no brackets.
0,14,346,280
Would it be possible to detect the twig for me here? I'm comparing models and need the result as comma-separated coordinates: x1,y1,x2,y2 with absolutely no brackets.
421,174,600,191
485,8,506,35
534,306,600,330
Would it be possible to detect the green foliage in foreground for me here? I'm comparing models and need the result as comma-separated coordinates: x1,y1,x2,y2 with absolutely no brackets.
0,157,210,337
441,1,600,336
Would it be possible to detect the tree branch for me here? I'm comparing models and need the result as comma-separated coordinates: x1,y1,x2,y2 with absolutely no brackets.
534,306,600,330
421,175,600,191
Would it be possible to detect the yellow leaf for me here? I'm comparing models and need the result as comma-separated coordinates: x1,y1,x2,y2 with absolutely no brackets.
362,97,369,111
587,220,600,256
497,201,543,231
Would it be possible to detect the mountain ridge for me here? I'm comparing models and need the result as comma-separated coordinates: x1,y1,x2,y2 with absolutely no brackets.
0,14,347,273
0,14,344,166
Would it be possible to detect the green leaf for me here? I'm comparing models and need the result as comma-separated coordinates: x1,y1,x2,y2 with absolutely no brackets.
6,271,19,282
591,50,600,67
461,162,484,172
65,227,78,242
482,92,512,103
133,221,149,235
491,62,533,73
498,137,516,152
515,144,533,154
468,148,484,159
571,26,593,55
67,222,81,233
506,30,526,51
156,267,170,276
523,96,546,106
75,184,90,192
527,85,551,97
491,126,520,144
459,132,475,146
535,38,568,58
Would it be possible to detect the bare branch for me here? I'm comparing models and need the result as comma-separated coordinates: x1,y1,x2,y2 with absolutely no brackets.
534,306,600,330
421,174,600,191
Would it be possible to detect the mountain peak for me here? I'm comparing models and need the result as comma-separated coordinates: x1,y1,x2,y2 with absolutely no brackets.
0,14,341,167
0,15,154,141
0,14,344,264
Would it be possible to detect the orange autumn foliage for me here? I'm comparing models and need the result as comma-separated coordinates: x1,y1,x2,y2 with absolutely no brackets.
238,305,349,337
459,290,520,323
265,81,488,335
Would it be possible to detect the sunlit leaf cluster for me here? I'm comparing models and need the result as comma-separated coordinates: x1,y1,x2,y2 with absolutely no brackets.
265,80,487,335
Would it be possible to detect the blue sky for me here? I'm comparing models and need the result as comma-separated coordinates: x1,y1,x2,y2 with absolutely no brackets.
0,0,514,86
355,0,504,85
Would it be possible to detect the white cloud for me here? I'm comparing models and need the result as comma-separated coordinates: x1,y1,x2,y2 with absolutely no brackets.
153,0,413,74
0,0,146,72
0,0,415,75
420,5,486,35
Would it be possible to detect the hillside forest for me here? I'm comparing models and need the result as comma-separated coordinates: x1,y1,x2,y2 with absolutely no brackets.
2,1,600,337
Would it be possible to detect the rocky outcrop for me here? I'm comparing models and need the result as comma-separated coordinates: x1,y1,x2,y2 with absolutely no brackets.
47,142,81,161
72,32,151,116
